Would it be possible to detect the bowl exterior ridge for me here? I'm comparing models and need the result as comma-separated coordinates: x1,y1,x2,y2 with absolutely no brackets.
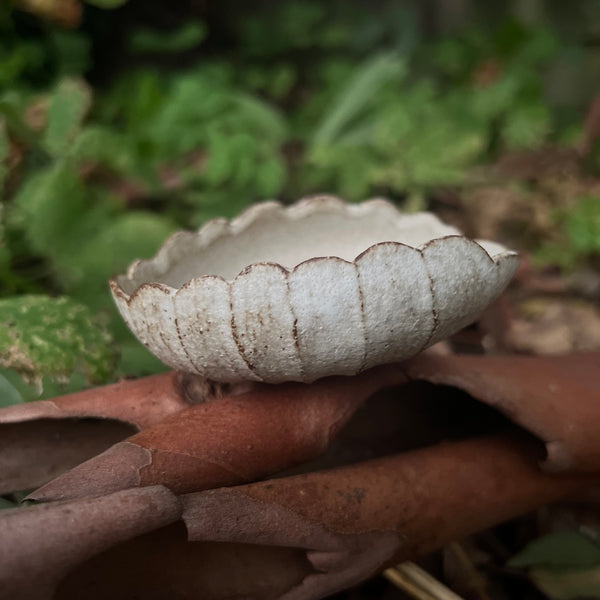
111,204,519,383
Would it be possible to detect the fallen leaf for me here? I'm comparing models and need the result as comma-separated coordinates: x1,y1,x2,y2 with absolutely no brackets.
12,434,596,600
0,485,180,600
0,372,189,430
505,299,600,355
29,365,409,501
0,372,192,494
0,419,134,495
29,351,600,502
402,352,600,472
55,524,312,600
182,434,597,600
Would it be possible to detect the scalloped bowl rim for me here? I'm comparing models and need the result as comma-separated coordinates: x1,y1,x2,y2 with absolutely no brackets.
110,197,517,302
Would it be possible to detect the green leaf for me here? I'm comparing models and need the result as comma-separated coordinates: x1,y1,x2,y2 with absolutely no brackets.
203,129,236,186
312,52,405,146
50,31,91,76
69,126,136,173
255,158,286,196
233,93,288,142
148,73,223,159
470,74,521,121
10,163,81,251
535,196,600,271
0,497,15,510
69,212,176,308
265,64,296,99
10,163,102,285
102,69,165,135
0,372,23,407
502,102,551,149
0,295,117,385
565,197,600,255
0,95,40,148
0,367,38,402
42,78,92,157
509,531,600,569
528,565,600,600
0,117,8,190
83,0,129,8
118,338,168,378
79,212,175,281
130,22,207,54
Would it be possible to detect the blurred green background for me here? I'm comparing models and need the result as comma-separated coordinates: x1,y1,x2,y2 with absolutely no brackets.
1,0,599,401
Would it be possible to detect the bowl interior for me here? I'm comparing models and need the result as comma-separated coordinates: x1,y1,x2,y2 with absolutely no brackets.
120,207,460,292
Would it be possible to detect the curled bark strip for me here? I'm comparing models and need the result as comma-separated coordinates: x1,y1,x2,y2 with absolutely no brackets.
402,352,600,472
0,373,191,494
29,365,408,502
55,524,313,600
183,435,598,600
4,437,599,600
0,419,135,495
0,485,181,600
0,372,187,430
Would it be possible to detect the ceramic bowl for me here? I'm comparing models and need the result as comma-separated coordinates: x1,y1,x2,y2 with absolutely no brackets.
110,196,519,383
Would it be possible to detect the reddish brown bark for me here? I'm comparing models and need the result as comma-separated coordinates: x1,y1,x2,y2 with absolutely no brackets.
29,365,409,501
17,435,595,600
182,434,599,600
402,352,600,471
0,486,181,600
0,372,188,430
0,419,135,495
27,352,600,503
0,373,191,493
55,525,312,600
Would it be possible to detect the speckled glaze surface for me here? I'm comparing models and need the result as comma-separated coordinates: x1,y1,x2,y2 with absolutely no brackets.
110,196,519,383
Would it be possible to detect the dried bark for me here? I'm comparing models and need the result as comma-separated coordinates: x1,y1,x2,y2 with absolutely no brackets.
40,435,599,600
182,434,597,600
402,352,600,472
0,372,188,430
29,365,408,501
55,525,312,600
27,352,600,503
0,373,191,493
0,485,180,600
1,350,597,596
0,419,135,495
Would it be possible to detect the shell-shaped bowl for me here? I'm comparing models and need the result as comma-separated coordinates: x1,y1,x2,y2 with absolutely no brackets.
110,196,519,383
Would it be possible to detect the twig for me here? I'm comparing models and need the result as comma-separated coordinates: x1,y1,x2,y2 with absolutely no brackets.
383,561,465,600
447,541,493,600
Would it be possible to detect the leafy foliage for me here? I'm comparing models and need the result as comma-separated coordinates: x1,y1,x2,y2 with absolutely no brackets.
509,531,600,600
129,22,207,54
42,78,92,156
509,531,600,569
299,19,561,198
0,295,116,386
83,0,128,8
0,372,23,407
536,197,600,269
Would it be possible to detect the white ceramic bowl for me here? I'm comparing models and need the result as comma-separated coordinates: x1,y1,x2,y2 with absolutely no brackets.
110,196,518,383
